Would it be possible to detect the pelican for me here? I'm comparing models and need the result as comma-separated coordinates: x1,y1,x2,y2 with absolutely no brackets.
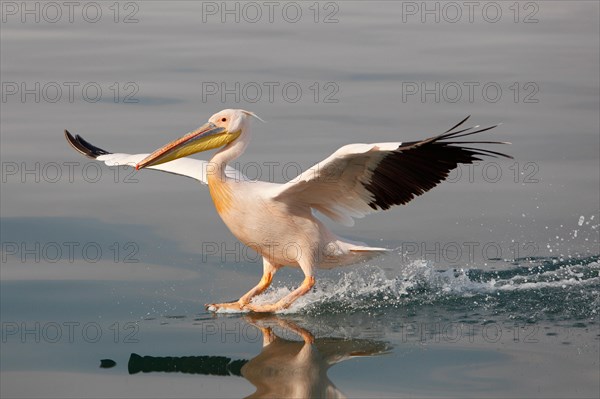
65,109,510,312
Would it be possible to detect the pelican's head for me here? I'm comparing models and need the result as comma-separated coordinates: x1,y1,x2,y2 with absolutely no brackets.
136,109,261,170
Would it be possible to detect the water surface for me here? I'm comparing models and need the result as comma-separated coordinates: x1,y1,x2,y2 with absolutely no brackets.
1,2,599,398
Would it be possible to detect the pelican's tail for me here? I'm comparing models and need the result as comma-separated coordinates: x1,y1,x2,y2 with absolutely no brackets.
348,245,390,263
318,238,390,269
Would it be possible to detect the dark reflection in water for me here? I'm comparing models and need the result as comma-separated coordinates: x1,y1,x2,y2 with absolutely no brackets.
126,314,391,398
129,353,247,376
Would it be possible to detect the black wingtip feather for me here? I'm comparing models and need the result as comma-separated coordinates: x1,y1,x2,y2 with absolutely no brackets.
64,130,111,159
444,115,471,133
365,117,512,210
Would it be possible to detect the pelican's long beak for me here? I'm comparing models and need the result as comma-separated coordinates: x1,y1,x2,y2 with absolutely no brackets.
136,122,231,170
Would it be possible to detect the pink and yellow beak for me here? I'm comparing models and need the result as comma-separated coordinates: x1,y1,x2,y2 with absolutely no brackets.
136,122,238,170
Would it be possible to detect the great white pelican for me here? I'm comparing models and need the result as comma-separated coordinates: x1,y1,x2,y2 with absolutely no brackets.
65,109,510,312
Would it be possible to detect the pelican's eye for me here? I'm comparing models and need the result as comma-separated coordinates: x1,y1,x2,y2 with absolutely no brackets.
221,117,227,122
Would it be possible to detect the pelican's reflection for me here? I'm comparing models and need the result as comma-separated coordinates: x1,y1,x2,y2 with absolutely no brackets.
241,314,390,398
127,314,391,398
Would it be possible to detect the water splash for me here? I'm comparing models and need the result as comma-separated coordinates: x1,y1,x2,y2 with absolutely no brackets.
249,255,599,322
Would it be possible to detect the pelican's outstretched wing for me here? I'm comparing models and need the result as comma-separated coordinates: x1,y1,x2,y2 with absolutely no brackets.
64,130,245,183
272,117,512,226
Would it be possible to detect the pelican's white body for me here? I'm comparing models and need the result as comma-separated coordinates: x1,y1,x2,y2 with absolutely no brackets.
213,177,386,274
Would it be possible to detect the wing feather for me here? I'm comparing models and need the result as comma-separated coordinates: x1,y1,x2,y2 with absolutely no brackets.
64,130,245,183
273,117,511,226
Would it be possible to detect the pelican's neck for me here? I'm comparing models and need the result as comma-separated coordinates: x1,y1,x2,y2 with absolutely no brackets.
209,128,251,180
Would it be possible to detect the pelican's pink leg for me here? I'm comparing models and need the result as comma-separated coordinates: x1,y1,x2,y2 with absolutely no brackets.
206,259,279,312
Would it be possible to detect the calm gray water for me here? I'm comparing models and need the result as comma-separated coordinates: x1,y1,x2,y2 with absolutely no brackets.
1,1,599,398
